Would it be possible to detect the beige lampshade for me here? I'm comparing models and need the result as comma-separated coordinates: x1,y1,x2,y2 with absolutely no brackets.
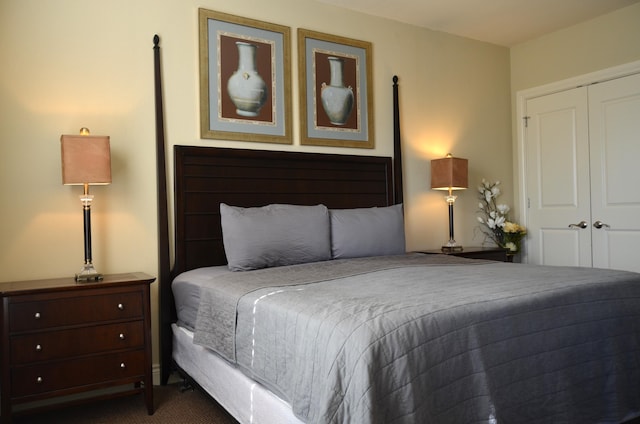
60,134,112,185
431,154,468,190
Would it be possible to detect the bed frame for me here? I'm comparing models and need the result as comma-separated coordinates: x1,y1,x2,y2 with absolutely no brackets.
151,37,640,424
153,35,405,384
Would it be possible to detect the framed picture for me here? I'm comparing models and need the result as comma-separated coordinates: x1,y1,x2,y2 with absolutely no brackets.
298,29,374,148
199,9,292,144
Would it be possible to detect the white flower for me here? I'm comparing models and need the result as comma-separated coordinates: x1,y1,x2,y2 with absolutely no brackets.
477,178,525,253
487,215,505,229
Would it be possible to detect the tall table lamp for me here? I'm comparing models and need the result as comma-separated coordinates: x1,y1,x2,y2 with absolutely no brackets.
431,153,468,252
61,128,112,281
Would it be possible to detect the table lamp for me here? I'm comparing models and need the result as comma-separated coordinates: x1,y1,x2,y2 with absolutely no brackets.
431,153,468,252
60,128,111,281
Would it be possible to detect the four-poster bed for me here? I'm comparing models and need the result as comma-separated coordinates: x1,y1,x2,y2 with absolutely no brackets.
153,35,640,424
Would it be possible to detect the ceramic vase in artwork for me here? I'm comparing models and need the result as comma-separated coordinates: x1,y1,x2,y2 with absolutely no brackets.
320,56,354,125
227,42,267,117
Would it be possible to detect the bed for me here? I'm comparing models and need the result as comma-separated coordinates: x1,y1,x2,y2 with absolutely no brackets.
152,36,640,423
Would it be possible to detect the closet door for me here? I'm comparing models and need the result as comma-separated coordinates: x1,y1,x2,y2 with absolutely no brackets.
525,72,640,273
588,73,640,272
525,87,592,267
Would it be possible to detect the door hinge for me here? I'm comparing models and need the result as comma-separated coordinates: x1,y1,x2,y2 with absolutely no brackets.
523,116,531,128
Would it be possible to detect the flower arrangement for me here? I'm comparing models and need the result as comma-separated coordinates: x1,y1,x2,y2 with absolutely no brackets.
476,179,527,254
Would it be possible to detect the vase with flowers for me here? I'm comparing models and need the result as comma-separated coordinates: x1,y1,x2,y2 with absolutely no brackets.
476,179,527,256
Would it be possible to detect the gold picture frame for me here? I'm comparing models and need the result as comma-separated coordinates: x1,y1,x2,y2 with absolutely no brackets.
298,29,374,148
199,9,292,144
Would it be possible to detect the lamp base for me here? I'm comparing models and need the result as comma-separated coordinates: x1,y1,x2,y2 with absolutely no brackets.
75,263,103,282
441,239,463,253
441,245,464,253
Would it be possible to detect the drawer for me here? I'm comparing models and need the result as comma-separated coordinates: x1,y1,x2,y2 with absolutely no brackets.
9,291,143,332
11,349,146,399
11,320,145,365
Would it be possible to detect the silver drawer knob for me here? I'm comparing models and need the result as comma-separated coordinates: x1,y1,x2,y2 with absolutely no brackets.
119,333,125,340
120,362,126,369
36,376,43,383
35,344,42,352
117,303,124,310
34,312,41,319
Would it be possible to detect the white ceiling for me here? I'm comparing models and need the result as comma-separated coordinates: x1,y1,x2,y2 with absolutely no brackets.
314,0,640,46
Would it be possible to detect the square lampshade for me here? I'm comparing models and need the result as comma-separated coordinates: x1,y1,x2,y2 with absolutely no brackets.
431,155,468,190
61,135,112,185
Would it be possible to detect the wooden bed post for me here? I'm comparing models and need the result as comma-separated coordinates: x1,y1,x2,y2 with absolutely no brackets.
154,34,173,385
393,76,403,205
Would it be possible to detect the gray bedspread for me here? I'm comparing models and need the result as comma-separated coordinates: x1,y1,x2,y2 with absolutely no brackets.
193,254,640,423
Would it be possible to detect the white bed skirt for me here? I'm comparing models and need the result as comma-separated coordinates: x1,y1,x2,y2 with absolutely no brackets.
172,324,304,424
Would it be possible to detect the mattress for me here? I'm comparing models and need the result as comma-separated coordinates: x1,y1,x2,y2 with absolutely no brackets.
172,323,303,424
187,255,640,423
172,265,231,330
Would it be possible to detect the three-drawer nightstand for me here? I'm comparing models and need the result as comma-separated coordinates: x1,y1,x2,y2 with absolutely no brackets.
0,272,155,423
418,246,511,262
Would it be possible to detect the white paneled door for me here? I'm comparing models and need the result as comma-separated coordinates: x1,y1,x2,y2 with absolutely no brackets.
525,72,640,273
588,73,640,271
525,87,592,267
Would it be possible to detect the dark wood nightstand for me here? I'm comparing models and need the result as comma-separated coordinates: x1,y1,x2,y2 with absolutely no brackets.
0,272,155,423
418,246,511,262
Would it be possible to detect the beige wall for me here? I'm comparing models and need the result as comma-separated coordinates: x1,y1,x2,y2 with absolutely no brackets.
509,2,640,220
511,2,640,93
0,0,511,376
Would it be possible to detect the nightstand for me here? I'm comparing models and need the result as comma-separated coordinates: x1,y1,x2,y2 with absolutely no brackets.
0,272,155,423
418,246,511,262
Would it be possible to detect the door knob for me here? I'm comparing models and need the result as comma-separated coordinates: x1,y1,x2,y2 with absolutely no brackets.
593,220,610,229
568,221,588,229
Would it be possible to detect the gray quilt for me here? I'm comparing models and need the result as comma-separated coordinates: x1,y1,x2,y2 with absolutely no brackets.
193,254,640,423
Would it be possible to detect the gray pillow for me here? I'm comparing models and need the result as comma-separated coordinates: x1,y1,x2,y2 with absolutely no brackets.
220,203,331,271
330,204,406,259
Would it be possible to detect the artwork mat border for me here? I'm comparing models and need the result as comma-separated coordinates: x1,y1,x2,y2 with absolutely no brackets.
199,9,292,144
297,28,374,148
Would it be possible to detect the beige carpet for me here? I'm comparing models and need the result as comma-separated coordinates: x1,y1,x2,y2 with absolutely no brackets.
14,385,640,424
13,384,238,424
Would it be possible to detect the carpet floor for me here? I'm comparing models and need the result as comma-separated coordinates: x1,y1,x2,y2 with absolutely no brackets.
13,385,640,424
13,384,238,424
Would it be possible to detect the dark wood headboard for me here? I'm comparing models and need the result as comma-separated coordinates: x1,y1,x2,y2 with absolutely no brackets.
153,35,404,384
173,146,394,273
